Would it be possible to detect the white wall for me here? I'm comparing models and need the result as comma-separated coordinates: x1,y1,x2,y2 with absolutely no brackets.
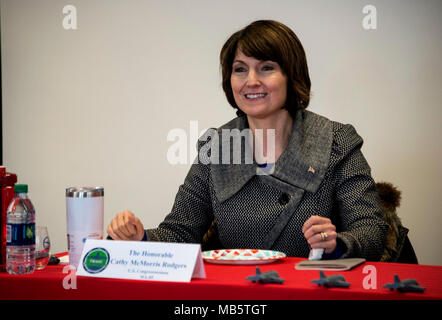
2,0,441,265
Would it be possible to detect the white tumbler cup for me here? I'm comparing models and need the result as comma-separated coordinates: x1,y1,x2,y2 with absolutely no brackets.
66,187,104,269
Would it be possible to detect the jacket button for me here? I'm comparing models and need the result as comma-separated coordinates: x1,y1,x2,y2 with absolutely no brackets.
279,193,290,205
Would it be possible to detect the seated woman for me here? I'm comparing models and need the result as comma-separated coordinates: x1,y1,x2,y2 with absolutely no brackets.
107,20,388,261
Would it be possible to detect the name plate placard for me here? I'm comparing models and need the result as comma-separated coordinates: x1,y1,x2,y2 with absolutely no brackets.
76,239,206,282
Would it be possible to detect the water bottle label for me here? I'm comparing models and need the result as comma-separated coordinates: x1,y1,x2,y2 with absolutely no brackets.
6,223,36,246
6,224,11,243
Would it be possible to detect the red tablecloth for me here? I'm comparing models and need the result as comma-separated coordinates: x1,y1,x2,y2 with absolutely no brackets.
1,254,441,300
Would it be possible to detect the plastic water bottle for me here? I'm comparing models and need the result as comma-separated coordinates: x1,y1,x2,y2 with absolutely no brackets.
6,184,36,274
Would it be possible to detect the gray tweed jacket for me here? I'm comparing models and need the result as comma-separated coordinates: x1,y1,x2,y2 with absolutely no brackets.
147,110,388,261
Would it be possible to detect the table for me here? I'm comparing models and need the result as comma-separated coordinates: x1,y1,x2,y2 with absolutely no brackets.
0,255,441,300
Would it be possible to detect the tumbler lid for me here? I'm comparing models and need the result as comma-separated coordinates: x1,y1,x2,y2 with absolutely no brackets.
66,186,104,198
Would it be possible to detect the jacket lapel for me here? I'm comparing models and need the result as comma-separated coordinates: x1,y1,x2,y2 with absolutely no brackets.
272,110,333,193
210,110,333,203
209,116,256,203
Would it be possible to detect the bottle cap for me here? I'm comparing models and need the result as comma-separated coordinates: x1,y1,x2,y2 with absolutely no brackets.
14,184,28,193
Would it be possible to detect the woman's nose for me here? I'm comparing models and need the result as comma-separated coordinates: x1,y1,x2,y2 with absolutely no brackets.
246,70,261,86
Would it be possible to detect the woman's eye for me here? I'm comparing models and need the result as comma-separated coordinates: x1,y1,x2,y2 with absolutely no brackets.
233,66,246,72
262,65,274,71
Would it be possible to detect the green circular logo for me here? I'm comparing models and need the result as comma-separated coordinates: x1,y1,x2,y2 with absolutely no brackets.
82,248,110,274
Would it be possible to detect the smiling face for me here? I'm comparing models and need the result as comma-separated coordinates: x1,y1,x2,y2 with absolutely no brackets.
230,50,287,120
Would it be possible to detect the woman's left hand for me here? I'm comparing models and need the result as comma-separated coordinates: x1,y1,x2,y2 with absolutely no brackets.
302,216,337,253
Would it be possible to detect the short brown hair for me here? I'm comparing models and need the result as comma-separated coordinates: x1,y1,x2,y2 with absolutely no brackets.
220,20,311,117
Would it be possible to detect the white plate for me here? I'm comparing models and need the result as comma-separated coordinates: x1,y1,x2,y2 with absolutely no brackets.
202,249,286,265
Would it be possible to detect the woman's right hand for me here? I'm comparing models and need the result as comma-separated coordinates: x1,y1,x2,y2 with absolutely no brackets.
107,210,145,241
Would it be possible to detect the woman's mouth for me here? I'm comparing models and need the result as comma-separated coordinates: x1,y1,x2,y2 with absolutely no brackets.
244,93,267,100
